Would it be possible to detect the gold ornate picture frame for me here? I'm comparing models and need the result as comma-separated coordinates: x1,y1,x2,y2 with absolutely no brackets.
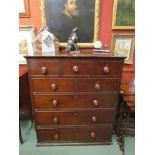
19,0,31,18
41,0,100,48
19,25,36,64
111,34,135,64
112,0,135,29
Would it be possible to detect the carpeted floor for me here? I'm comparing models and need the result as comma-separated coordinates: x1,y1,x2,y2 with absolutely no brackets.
19,120,135,155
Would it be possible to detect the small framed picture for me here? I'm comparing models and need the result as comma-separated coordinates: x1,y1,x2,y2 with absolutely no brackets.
19,25,36,64
112,0,135,29
111,34,135,64
19,0,30,18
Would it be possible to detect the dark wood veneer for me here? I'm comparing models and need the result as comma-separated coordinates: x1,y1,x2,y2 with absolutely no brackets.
33,93,118,109
35,110,115,125
25,51,125,145
37,125,112,142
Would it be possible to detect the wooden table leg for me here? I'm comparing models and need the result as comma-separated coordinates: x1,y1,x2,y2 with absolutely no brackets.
115,99,125,154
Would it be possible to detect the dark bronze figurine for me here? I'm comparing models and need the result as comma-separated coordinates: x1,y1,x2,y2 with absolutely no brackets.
66,28,80,54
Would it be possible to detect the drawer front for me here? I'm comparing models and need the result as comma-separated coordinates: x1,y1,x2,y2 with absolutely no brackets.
77,78,119,92
31,79,75,92
37,125,112,142
28,60,59,76
61,60,89,76
33,93,117,109
35,110,115,125
91,61,121,76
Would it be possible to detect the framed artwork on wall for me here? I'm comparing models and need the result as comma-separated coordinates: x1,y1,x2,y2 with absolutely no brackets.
19,0,31,18
111,34,135,64
19,25,36,64
41,0,101,48
112,0,135,29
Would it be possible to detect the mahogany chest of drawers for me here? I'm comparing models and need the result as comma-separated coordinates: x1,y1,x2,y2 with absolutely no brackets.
25,51,125,146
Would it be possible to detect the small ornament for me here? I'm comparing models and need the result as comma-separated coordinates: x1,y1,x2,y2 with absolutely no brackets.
94,41,102,49
66,28,80,54
32,26,59,52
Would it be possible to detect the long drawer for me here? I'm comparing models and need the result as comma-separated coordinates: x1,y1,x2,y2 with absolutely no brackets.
37,125,112,143
33,93,118,109
35,110,115,125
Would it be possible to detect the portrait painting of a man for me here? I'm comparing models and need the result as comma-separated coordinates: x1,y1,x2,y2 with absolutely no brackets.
63,0,79,19
44,0,99,44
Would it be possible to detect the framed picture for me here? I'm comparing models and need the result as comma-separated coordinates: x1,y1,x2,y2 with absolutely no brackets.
41,0,101,48
111,34,135,64
19,25,36,64
112,0,135,29
19,0,30,18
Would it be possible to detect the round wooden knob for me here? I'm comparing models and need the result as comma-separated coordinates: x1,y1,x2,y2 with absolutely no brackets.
90,132,96,138
54,133,59,140
92,116,97,122
95,83,100,90
93,100,99,106
41,66,47,74
51,83,57,90
72,128,77,132
73,112,78,116
53,117,58,124
103,65,110,73
72,66,79,73
52,100,58,107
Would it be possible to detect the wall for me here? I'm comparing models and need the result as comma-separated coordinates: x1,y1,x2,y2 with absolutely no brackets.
19,0,135,84
20,0,41,32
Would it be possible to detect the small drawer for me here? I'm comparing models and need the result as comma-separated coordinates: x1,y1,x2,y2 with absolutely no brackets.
28,59,59,76
91,61,122,76
35,110,115,125
37,125,112,143
33,93,117,109
77,78,119,92
31,78,75,92
61,60,89,76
